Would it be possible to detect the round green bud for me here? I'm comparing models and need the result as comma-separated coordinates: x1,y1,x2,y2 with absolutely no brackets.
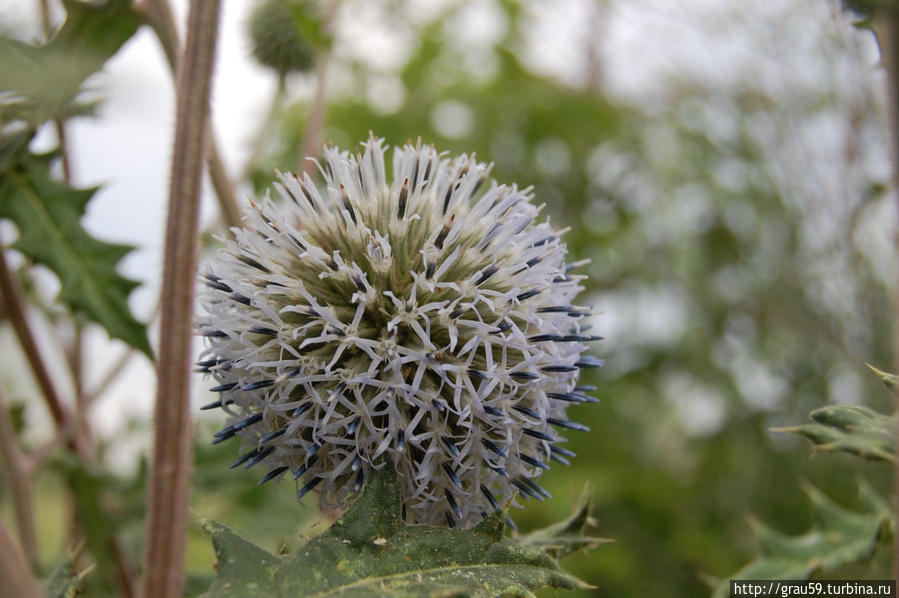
248,0,315,77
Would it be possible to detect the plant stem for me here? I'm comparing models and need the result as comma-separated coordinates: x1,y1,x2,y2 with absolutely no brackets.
0,519,44,598
0,251,136,597
39,0,89,443
0,240,85,457
881,8,899,581
83,348,135,405
297,58,330,174
297,0,340,175
239,77,286,181
37,0,73,183
70,321,86,424
140,0,221,596
138,0,242,229
23,0,86,455
84,299,160,407
0,248,137,597
207,138,242,227
0,388,40,571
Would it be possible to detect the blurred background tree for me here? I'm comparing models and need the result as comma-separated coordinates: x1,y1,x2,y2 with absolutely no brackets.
0,0,894,596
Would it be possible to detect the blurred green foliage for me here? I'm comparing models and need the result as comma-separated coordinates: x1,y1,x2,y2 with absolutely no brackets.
0,1,895,597
248,1,895,596
711,481,891,598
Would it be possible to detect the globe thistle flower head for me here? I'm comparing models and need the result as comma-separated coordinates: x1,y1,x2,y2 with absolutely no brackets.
198,135,601,528
248,0,315,77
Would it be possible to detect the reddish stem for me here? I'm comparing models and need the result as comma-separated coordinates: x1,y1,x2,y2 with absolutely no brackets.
140,1,222,597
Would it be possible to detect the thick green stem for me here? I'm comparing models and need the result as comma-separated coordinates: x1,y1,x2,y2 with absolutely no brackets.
140,0,221,596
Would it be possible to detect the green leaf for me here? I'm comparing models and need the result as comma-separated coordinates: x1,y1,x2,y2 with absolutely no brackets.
203,467,593,597
202,519,282,596
0,136,151,357
288,2,332,49
53,456,138,595
518,487,611,560
45,556,87,598
0,0,142,124
775,405,895,462
711,482,890,598
866,363,898,390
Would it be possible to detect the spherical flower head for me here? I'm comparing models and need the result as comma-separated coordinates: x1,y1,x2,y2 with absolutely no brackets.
248,0,315,77
198,135,601,528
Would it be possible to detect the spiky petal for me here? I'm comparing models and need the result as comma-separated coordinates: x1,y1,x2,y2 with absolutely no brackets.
198,135,599,527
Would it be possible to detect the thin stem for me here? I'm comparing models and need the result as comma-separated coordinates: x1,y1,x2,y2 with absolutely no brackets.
39,0,87,440
110,539,137,598
0,388,40,571
881,8,899,581
20,418,79,477
239,77,286,181
83,299,161,407
54,120,73,183
297,0,340,175
297,60,329,174
0,519,44,598
71,322,86,422
58,318,89,447
138,0,242,229
584,1,604,92
82,348,135,405
0,251,137,597
206,137,242,227
29,3,137,594
38,0,73,182
72,323,84,404
140,1,221,597
0,240,85,457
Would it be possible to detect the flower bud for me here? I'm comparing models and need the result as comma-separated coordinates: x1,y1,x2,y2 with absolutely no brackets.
248,0,315,77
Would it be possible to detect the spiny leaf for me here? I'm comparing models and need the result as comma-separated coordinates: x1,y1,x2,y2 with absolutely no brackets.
203,467,594,597
202,519,282,597
46,555,88,598
52,456,137,595
711,482,890,598
0,136,151,356
866,363,898,390
518,486,611,560
0,0,142,125
775,405,894,462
